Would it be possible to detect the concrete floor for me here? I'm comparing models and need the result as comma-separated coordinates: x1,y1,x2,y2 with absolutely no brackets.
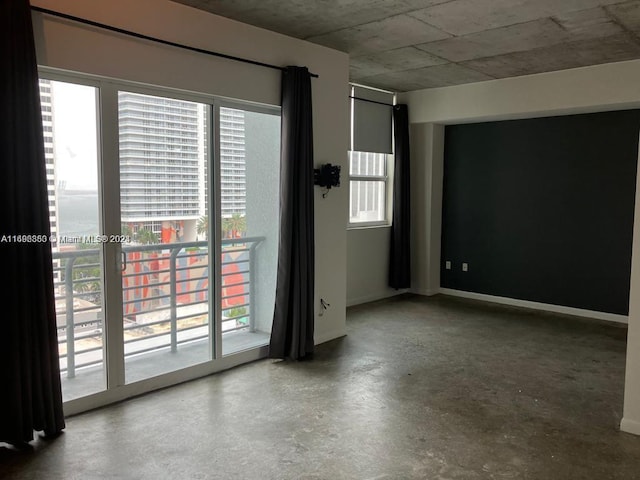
2,294,640,479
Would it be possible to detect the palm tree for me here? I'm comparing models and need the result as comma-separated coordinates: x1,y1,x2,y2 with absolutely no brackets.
197,215,208,239
121,224,134,240
222,214,246,239
136,228,159,245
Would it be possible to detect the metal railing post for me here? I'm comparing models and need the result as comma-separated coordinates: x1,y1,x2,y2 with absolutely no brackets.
65,257,76,378
249,242,257,333
170,247,179,353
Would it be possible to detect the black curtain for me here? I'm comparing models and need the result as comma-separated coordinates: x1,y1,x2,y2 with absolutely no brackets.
0,0,65,445
389,104,411,289
269,66,315,360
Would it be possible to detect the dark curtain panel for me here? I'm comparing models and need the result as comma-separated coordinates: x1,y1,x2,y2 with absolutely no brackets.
0,0,65,444
389,104,411,289
269,66,315,360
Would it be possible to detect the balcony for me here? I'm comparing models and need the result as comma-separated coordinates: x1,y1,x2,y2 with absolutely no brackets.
53,237,270,401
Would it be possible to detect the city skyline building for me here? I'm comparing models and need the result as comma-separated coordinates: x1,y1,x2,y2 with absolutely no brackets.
39,79,59,245
118,92,205,242
118,92,248,242
219,107,247,218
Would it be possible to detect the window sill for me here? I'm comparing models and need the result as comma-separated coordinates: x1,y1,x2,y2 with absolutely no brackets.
347,223,392,231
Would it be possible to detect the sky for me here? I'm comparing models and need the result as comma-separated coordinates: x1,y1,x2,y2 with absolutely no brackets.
51,80,99,191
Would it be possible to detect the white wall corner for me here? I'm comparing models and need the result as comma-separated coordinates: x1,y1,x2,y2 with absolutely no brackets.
346,289,408,308
410,287,439,296
409,122,444,296
621,417,640,436
314,328,347,346
428,124,444,294
622,130,640,436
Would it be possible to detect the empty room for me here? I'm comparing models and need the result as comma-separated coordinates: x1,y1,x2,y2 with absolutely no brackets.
3,0,640,478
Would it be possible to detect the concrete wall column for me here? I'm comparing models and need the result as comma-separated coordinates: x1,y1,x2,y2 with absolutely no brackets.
409,123,444,297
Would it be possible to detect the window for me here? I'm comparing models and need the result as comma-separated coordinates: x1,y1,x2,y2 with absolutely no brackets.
349,151,390,224
348,85,395,227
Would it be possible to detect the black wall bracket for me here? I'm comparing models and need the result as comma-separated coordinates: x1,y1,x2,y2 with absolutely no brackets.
314,164,341,193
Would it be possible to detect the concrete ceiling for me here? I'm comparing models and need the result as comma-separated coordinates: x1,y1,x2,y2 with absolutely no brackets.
171,0,640,92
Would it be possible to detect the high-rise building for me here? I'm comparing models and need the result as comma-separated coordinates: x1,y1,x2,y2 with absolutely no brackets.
118,92,205,241
117,93,247,242
39,79,59,246
219,107,246,217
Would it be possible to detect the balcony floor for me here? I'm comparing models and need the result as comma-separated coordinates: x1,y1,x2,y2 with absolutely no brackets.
61,329,270,401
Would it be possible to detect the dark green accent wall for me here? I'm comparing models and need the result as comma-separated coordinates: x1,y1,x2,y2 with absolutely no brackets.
441,110,640,315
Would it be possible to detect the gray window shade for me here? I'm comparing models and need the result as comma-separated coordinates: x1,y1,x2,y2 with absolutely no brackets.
352,86,394,154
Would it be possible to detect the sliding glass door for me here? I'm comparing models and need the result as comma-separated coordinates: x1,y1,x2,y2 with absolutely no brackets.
39,79,106,401
41,72,279,406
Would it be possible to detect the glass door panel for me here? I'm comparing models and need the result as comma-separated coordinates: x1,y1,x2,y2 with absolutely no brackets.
117,91,212,383
219,106,280,355
40,79,106,401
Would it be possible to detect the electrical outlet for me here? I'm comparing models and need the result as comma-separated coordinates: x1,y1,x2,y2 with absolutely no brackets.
445,260,451,270
319,298,330,316
462,263,468,272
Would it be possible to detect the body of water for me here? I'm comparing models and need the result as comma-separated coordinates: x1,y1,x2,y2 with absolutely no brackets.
57,191,100,237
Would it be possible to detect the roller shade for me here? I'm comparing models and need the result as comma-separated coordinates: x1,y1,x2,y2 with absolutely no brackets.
352,86,394,154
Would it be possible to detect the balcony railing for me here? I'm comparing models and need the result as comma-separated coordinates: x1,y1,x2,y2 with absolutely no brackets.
52,237,264,378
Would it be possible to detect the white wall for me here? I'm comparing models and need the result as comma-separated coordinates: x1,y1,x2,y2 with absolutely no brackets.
31,0,350,346
346,227,401,306
622,151,640,436
398,58,640,435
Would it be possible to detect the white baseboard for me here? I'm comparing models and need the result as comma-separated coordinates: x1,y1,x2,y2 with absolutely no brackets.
438,288,628,324
346,289,408,308
621,417,640,436
314,328,347,345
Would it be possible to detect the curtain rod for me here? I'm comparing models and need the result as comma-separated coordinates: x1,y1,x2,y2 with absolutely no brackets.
349,95,394,107
31,6,319,79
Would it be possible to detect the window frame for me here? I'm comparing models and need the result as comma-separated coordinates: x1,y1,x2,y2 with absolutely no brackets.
347,84,395,229
347,151,394,229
